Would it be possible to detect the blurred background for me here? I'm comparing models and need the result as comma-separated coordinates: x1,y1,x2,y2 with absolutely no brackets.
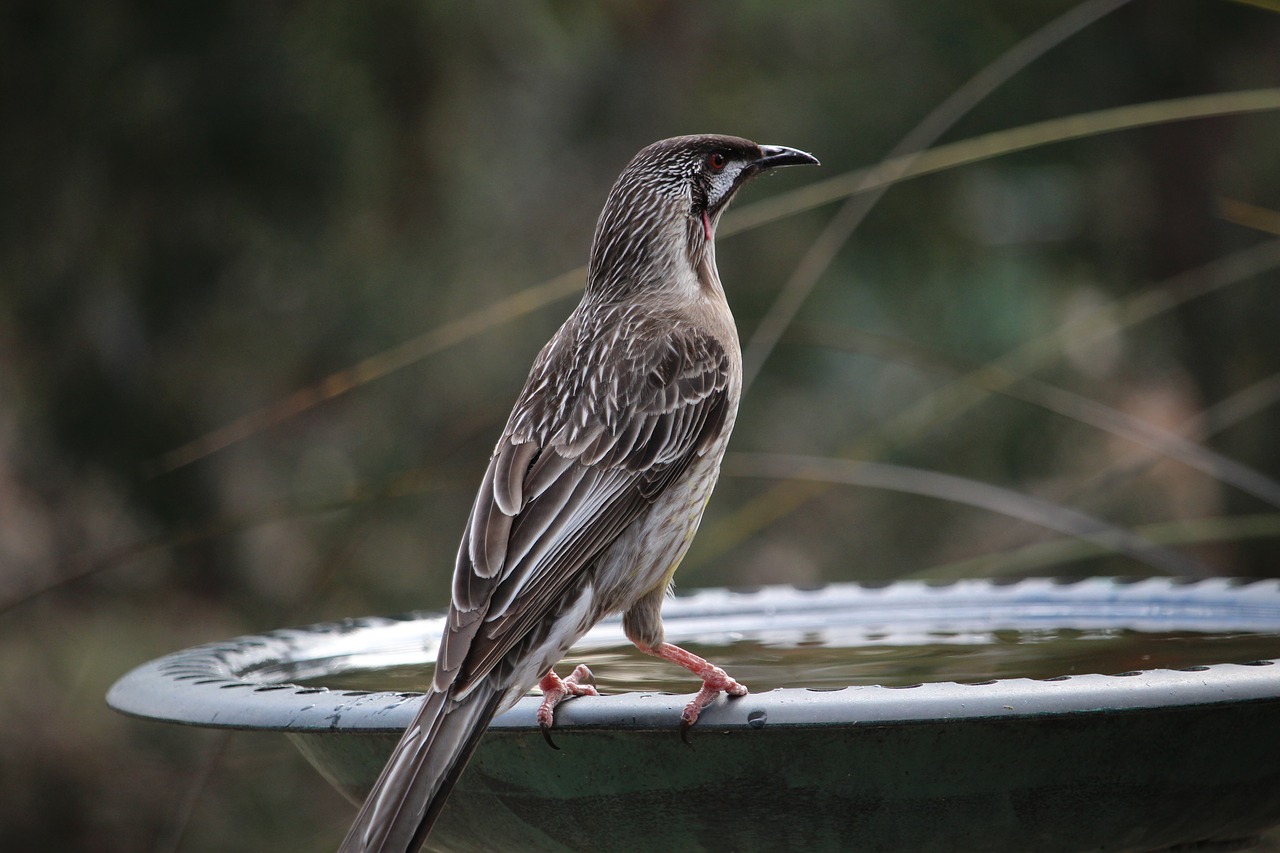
2,0,1279,849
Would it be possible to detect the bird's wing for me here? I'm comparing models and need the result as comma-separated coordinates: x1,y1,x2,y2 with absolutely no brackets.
436,309,733,695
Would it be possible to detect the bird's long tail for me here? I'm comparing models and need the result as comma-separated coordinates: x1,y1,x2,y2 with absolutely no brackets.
338,682,504,853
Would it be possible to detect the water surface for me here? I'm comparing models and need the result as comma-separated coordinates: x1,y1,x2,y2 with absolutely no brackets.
294,626,1280,693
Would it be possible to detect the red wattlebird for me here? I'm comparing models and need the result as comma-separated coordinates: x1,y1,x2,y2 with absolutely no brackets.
338,134,818,853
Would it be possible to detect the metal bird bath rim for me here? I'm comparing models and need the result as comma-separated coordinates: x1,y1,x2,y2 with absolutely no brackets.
108,577,1280,853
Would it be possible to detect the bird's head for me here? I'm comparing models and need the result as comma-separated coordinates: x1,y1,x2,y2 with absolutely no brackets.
587,134,818,301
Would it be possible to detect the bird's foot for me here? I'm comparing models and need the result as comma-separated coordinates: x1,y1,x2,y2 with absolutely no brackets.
536,664,598,750
639,642,747,744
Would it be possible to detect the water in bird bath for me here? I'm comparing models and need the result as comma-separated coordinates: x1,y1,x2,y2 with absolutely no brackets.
280,626,1280,694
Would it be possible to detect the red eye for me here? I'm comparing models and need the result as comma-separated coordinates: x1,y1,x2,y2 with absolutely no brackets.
707,152,727,172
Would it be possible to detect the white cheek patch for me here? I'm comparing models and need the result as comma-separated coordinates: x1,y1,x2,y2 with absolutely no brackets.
707,163,749,211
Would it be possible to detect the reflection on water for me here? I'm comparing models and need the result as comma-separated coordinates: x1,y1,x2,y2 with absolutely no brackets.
294,628,1280,694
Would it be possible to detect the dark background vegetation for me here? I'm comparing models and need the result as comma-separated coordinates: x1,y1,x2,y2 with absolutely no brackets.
2,1,1278,849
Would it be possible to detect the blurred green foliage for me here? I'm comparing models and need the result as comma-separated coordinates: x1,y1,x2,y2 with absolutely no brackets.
1,0,1279,850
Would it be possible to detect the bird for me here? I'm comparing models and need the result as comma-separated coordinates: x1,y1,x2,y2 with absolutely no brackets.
338,134,818,853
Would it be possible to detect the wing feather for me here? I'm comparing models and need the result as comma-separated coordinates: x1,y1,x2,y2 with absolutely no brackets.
463,465,508,582
491,440,539,516
524,449,578,500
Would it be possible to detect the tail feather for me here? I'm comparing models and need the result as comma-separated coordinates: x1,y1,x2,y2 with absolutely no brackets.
338,683,505,853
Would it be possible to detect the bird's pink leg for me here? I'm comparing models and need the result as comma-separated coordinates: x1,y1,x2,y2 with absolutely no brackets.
637,642,747,742
536,664,598,749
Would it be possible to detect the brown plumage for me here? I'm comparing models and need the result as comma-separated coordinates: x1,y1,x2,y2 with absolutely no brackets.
338,134,818,853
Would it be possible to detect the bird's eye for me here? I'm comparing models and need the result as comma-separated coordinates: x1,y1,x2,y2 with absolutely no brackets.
707,152,727,172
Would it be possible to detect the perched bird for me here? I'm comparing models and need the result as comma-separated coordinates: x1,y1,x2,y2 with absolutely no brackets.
338,134,818,853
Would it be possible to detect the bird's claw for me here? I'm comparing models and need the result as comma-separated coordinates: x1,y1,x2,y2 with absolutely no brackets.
678,668,747,745
536,664,599,750
540,720,560,750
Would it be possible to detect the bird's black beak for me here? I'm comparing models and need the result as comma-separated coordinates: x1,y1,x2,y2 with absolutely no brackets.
754,144,820,170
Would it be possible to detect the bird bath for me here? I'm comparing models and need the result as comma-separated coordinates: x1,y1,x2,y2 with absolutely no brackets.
108,577,1280,852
